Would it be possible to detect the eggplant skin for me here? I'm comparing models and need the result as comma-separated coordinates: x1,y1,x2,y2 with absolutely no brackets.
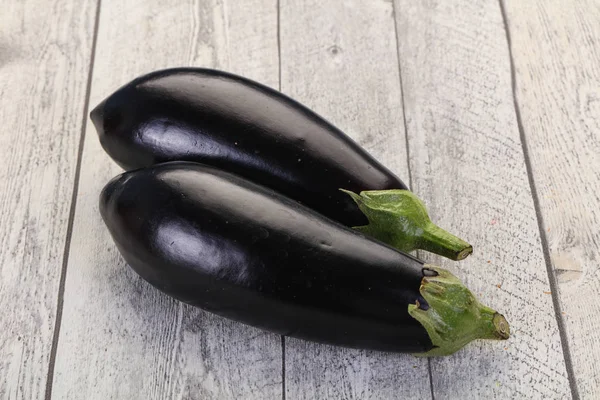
91,68,408,228
100,162,432,353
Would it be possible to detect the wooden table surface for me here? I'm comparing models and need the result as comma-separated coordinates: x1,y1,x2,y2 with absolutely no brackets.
1,0,598,398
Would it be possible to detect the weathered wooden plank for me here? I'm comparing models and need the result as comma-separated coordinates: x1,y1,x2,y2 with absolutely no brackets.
394,0,571,398
0,0,96,398
50,1,282,399
503,0,600,397
280,1,432,399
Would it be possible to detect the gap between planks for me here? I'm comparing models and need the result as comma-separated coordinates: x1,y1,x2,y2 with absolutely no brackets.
498,0,579,398
391,1,434,399
277,1,286,399
44,0,103,399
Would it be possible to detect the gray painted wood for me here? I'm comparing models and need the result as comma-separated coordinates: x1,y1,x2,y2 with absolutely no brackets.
394,0,571,398
0,0,96,398
504,0,600,397
50,0,282,399
280,1,432,399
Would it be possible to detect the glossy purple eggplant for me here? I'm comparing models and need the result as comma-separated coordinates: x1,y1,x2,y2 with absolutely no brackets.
91,68,472,261
99,162,509,356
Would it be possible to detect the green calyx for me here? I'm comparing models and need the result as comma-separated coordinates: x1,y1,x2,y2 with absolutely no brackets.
408,266,510,357
341,189,472,261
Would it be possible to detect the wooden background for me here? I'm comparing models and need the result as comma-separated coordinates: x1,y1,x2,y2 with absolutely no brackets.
0,0,597,398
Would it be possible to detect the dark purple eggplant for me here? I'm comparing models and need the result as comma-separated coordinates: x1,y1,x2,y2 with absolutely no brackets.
91,68,472,261
100,162,508,356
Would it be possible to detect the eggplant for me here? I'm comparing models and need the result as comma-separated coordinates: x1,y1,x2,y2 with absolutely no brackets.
91,68,472,261
99,162,508,356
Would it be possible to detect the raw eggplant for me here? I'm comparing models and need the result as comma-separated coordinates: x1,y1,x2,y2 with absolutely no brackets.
99,162,508,356
91,68,472,261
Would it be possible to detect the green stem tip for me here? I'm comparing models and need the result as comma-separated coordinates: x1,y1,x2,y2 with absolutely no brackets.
341,189,472,261
409,266,510,357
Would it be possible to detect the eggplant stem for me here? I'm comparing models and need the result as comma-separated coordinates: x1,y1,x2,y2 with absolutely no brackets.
341,189,472,261
419,223,473,261
408,265,510,357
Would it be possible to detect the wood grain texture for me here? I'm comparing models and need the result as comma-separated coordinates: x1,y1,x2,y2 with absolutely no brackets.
394,0,572,398
279,1,432,399
504,0,600,397
0,0,96,398
50,1,282,399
